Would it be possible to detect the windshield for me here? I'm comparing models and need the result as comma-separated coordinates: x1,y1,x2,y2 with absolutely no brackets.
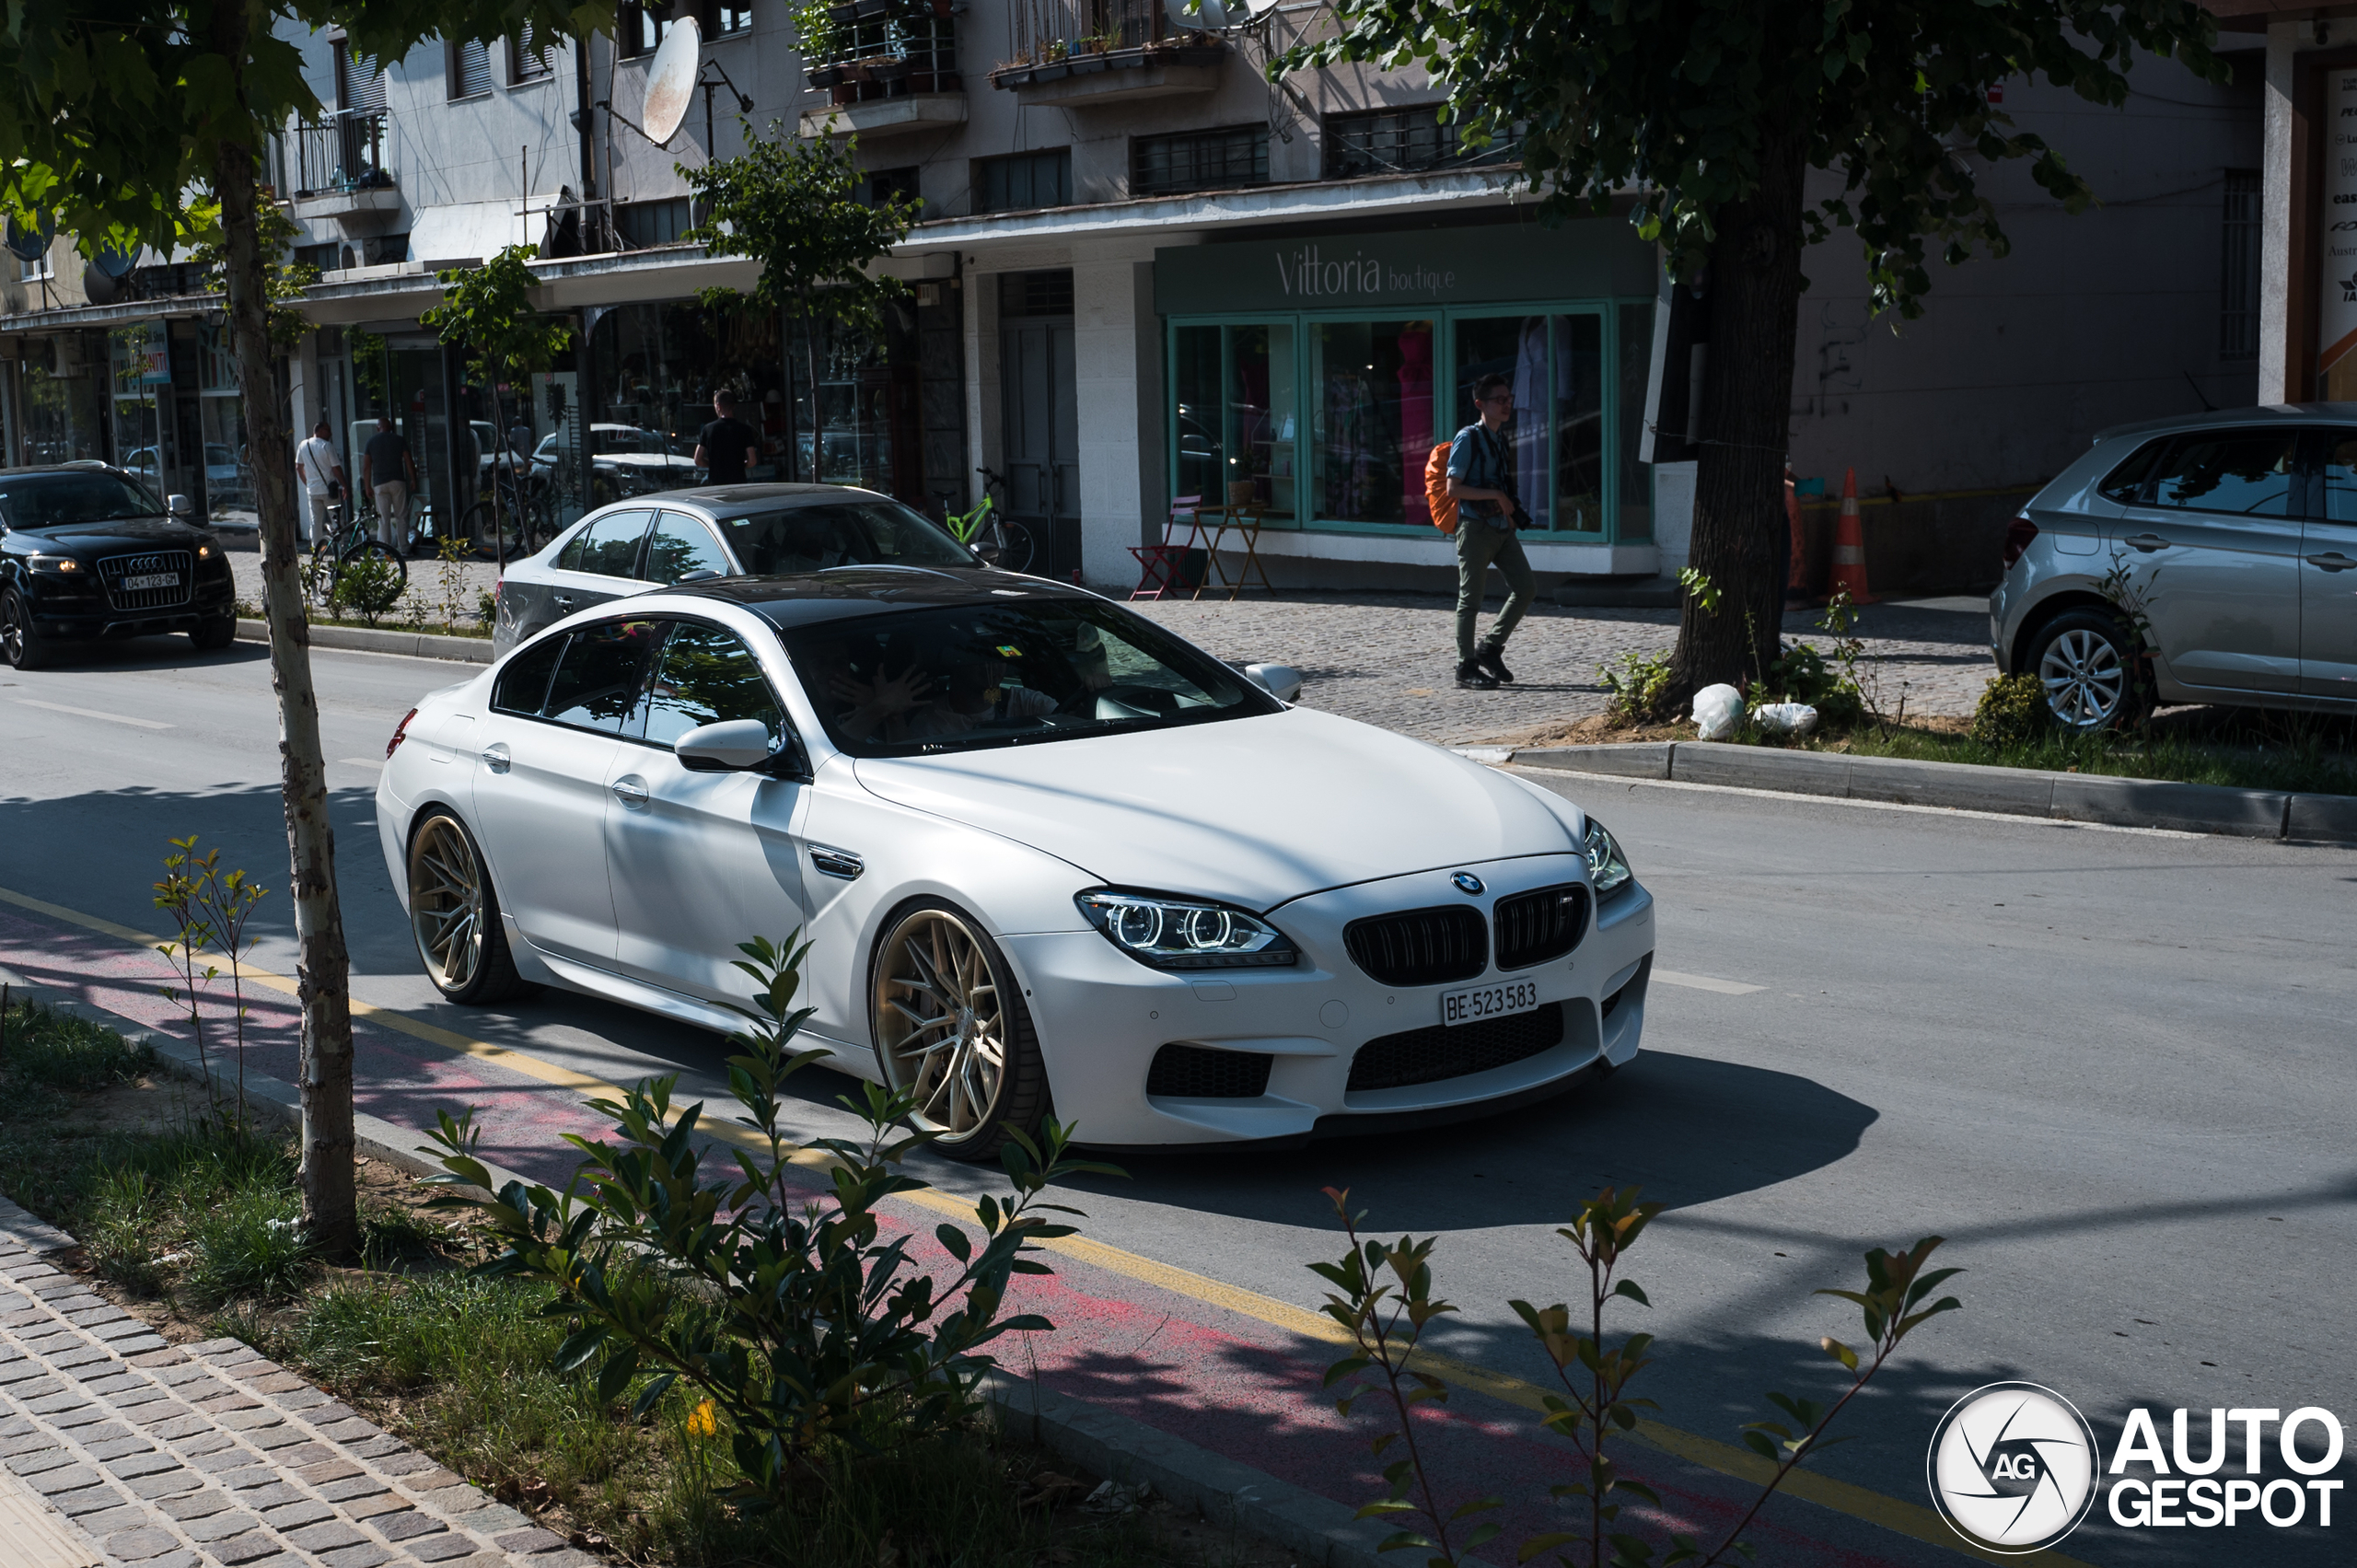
0,471,167,528
718,502,974,575
781,598,1280,758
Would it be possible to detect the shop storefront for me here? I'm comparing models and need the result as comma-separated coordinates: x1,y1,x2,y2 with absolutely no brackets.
588,299,791,501
1157,221,1660,552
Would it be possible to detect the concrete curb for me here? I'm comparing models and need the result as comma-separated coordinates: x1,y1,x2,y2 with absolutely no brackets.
235,618,493,665
0,968,1401,1566
1509,739,2357,843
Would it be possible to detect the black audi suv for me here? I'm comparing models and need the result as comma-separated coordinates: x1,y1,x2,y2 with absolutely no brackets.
0,467,238,669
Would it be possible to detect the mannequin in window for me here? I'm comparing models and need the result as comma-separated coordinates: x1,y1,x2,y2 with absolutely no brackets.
1398,325,1432,525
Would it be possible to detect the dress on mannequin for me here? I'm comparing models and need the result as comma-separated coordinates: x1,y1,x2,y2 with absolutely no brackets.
1511,317,1549,529
1397,327,1433,524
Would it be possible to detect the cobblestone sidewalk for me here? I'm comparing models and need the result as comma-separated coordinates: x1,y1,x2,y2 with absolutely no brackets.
0,1197,586,1568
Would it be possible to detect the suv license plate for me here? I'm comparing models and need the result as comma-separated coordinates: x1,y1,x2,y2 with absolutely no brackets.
123,573,180,591
1439,978,1540,1028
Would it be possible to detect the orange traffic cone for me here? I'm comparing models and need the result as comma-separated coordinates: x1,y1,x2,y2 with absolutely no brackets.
1829,467,1875,604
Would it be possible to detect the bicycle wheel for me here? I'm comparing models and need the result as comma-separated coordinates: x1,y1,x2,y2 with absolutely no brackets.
993,519,1037,575
342,540,409,590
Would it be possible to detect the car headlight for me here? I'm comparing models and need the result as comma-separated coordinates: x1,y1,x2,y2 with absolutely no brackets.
1584,817,1633,900
29,554,80,573
1075,889,1298,970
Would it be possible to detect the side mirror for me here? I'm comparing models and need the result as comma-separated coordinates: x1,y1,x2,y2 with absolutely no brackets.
1243,662,1303,703
675,718,775,772
167,494,194,518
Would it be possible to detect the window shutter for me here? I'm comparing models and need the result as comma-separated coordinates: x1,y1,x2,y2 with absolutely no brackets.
455,39,493,98
514,22,554,82
337,44,386,112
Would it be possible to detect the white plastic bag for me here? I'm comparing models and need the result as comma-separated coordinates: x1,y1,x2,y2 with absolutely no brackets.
1692,683,1744,739
1753,702,1819,737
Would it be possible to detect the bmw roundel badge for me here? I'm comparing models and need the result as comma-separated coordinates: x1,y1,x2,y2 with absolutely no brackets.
1450,871,1484,896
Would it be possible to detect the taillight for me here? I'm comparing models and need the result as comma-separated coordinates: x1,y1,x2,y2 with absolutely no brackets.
387,707,418,759
2002,513,2038,569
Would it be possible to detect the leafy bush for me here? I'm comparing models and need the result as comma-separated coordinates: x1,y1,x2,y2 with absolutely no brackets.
424,932,1119,1504
330,552,407,626
189,1179,313,1300
1970,672,2050,749
1596,650,1673,726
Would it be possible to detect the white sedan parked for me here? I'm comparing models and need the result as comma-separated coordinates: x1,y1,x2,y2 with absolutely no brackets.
376,569,1656,1158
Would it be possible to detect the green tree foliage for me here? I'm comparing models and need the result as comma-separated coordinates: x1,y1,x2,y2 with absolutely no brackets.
190,197,318,355
681,127,917,482
421,243,575,563
1279,2,2223,705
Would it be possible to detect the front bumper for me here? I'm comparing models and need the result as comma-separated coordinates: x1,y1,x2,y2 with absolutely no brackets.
1004,854,1655,1147
30,576,234,640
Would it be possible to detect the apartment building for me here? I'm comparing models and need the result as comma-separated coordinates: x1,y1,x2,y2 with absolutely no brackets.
0,4,2267,594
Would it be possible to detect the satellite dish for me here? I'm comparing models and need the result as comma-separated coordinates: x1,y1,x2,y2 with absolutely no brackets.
1165,0,1230,30
92,243,138,279
643,17,702,145
1239,0,1281,14
4,212,54,263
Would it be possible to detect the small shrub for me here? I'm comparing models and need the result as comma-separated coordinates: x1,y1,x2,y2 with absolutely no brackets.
85,1167,166,1295
0,999,153,1090
1597,650,1673,726
1971,672,2051,749
330,552,407,626
188,1179,313,1300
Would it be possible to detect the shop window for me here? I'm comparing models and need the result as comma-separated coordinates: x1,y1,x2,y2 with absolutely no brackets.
616,198,693,249
449,38,493,99
1175,324,1295,515
1309,321,1422,525
1132,127,1267,198
1322,106,1518,180
2220,168,2259,361
511,23,556,84
592,300,789,502
1617,302,1654,537
1449,315,1605,534
975,150,1071,214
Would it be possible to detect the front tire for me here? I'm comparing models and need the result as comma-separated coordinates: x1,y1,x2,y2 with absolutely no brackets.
407,810,531,1004
191,615,237,652
1,587,49,670
870,900,1048,1163
2028,608,2149,734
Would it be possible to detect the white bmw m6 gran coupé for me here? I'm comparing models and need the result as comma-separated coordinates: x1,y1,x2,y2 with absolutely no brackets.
376,568,1656,1160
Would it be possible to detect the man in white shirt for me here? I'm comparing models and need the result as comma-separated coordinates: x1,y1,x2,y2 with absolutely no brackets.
294,420,344,545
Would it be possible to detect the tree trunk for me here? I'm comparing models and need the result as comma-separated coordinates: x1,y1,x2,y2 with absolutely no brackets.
209,7,357,1255
1664,114,1810,709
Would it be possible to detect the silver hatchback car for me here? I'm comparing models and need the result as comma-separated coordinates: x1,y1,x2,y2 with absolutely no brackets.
1991,405,2357,730
492,484,981,657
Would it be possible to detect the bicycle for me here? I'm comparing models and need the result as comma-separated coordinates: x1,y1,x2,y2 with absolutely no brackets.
951,466,1035,575
460,462,558,561
303,494,408,610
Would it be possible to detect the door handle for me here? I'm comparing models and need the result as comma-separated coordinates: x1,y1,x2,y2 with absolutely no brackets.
2122,532,2169,553
610,775,649,808
481,743,510,774
552,594,575,610
2307,552,2357,572
808,843,864,880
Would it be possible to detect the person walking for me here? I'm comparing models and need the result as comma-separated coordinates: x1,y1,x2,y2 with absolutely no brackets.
1445,372,1535,689
359,416,419,554
693,389,760,485
294,420,344,546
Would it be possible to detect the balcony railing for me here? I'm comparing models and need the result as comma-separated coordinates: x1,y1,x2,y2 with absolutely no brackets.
804,0,962,101
288,110,391,198
991,0,1225,89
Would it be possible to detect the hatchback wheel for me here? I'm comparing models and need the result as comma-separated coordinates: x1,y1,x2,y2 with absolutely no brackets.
1,588,49,670
2030,608,2147,733
870,900,1048,1162
407,810,530,1003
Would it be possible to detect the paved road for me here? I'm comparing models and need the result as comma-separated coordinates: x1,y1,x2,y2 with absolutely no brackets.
2,639,2349,1567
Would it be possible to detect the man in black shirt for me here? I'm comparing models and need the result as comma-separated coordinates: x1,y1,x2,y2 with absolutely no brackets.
693,390,759,486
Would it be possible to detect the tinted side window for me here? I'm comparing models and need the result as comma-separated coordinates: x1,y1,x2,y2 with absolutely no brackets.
643,512,731,587
2144,430,2298,517
2096,439,2166,505
543,619,664,733
633,622,786,749
491,634,567,716
2319,432,2357,522
560,509,653,577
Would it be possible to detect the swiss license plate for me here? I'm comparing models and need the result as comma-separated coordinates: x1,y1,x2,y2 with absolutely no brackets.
1439,978,1541,1028
123,572,180,591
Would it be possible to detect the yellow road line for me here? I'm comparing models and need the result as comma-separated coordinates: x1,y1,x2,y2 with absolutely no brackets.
1,881,2077,1565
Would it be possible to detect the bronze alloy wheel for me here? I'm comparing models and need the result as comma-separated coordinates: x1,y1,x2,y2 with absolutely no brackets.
409,814,488,994
872,903,1044,1156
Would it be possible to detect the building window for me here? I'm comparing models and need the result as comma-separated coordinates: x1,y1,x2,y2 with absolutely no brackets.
999,271,1074,319
714,3,754,36
511,23,556,83
1132,127,1267,197
974,150,1070,214
1323,106,1518,180
449,38,493,99
334,40,385,113
616,198,693,249
2220,168,2259,361
858,167,923,210
294,241,341,273
622,2,748,57
16,247,52,284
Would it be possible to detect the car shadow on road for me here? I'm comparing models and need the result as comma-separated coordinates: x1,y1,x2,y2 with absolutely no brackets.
15,633,269,671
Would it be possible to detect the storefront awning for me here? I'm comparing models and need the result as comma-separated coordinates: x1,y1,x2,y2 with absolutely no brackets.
407,198,558,271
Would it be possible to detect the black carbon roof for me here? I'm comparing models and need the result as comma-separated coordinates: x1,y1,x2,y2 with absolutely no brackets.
675,566,1098,628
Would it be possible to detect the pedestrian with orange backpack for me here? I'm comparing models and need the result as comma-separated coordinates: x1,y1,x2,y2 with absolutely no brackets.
1428,371,1534,689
